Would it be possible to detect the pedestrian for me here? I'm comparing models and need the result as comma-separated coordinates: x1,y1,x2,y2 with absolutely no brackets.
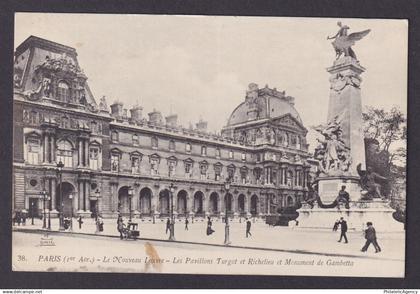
361,222,381,253
206,217,215,235
21,211,27,226
338,217,348,243
246,218,252,238
166,218,171,234
16,211,21,226
97,215,104,232
77,216,83,229
333,219,339,231
185,218,189,231
117,214,124,240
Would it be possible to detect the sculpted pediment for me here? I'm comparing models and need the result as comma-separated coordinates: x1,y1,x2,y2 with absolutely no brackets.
273,114,306,131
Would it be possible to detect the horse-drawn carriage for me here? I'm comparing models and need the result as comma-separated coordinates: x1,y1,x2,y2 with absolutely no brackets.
122,222,140,240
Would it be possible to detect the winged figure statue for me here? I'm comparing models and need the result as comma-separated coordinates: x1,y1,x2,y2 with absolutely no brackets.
327,22,371,60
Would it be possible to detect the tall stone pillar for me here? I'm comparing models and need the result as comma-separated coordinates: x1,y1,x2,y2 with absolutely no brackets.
51,177,57,211
78,140,82,167
317,56,367,203
327,56,366,174
77,181,83,211
50,135,56,163
43,134,48,163
84,181,90,212
85,139,89,167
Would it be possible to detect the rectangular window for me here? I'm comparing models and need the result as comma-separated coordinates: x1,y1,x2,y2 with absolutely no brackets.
229,151,234,159
168,161,176,177
201,146,207,156
214,167,221,181
111,131,118,142
89,147,99,170
132,135,139,145
169,140,175,151
111,154,119,172
216,148,221,158
57,150,73,167
200,165,207,180
184,162,192,178
186,143,191,153
150,159,159,175
241,153,246,161
151,137,158,149
131,157,140,174
27,139,40,164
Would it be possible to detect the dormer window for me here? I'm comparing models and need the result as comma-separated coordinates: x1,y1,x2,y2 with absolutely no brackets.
57,81,70,102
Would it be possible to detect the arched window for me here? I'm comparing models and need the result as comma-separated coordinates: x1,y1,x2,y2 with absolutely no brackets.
201,146,207,156
57,140,73,167
57,81,70,102
215,147,221,158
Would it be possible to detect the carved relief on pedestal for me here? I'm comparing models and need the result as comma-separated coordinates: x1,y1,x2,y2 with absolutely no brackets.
329,71,362,94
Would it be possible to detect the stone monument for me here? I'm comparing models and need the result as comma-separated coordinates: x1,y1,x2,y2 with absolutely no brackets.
297,23,403,232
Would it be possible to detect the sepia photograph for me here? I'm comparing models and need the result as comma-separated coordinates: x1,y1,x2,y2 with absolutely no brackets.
11,13,407,277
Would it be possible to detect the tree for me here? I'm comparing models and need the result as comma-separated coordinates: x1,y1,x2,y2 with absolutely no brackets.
362,106,406,201
362,106,406,166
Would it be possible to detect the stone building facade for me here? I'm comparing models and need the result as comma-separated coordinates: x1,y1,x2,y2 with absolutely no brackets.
13,36,312,220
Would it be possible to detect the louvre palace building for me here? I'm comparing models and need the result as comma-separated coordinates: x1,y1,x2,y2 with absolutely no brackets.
13,36,315,220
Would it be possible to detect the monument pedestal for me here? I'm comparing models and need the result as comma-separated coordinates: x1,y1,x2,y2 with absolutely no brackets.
297,199,403,232
318,176,360,203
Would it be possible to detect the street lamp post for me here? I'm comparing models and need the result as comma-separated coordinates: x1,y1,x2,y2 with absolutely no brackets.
31,200,35,225
224,179,231,245
40,190,49,229
128,186,134,223
95,189,101,234
69,192,73,232
56,161,65,231
169,183,175,241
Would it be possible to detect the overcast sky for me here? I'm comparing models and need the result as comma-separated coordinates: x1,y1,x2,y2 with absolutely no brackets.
15,13,408,151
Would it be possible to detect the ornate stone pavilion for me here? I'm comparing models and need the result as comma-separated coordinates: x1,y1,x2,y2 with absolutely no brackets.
13,36,313,220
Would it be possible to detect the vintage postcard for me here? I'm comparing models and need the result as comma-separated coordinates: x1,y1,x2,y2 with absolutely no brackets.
12,13,407,277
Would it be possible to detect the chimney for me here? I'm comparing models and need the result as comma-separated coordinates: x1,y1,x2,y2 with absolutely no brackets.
110,101,123,119
130,105,143,123
196,119,207,132
165,114,178,127
148,109,163,124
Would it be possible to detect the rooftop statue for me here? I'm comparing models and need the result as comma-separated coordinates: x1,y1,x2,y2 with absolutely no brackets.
327,22,370,60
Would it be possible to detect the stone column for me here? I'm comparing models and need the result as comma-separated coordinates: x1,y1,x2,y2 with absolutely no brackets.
51,177,57,211
85,139,89,167
43,134,48,163
78,140,82,167
51,135,56,163
84,181,90,212
77,181,82,211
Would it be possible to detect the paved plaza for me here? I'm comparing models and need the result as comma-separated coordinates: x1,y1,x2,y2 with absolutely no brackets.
13,216,405,261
